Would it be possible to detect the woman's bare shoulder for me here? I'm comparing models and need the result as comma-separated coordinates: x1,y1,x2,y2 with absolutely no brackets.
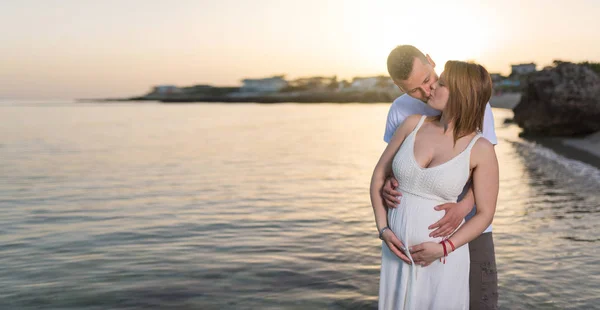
472,137,497,164
389,114,423,144
400,114,423,131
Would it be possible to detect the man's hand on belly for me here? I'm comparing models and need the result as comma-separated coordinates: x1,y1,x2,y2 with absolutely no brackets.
428,200,473,238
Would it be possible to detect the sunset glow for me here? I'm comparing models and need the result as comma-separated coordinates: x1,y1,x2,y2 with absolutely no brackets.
1,0,599,99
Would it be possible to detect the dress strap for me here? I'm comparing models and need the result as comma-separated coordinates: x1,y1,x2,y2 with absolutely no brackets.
412,115,427,133
465,133,483,152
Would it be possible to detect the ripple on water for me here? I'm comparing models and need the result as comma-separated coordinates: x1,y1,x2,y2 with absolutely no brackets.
0,104,599,309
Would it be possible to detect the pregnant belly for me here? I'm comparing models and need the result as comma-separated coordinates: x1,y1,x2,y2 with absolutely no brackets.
387,193,449,247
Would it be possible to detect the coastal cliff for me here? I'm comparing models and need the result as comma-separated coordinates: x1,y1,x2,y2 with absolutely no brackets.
513,62,600,136
512,61,600,168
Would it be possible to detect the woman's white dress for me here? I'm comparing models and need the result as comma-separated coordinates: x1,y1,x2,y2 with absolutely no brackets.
379,115,482,310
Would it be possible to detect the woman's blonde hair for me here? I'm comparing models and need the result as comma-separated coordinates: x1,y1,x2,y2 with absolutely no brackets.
439,61,492,144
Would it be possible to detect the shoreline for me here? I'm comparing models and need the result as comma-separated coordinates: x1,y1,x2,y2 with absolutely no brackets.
491,93,600,170
489,93,521,109
154,91,400,104
524,136,600,170
78,93,600,170
82,91,526,106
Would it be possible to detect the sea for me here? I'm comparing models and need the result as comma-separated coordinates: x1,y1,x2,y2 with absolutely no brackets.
0,100,598,309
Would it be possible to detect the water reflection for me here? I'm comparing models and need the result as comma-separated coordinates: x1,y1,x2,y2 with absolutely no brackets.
0,103,598,309
489,109,600,309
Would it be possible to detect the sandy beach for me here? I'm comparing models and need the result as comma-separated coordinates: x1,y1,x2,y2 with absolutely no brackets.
562,132,600,158
491,93,600,169
490,93,522,109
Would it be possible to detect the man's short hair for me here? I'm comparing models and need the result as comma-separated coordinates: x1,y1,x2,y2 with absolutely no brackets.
387,45,428,81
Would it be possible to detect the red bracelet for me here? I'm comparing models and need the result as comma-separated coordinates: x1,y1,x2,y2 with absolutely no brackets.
447,239,456,252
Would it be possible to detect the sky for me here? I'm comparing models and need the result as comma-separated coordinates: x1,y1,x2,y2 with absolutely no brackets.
2,0,600,99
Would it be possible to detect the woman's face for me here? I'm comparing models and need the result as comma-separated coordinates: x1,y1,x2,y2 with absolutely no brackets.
427,72,449,111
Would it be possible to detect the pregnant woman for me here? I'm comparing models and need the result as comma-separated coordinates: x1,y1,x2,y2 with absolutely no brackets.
370,61,499,310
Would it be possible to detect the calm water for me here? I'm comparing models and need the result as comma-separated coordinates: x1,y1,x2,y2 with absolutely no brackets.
0,101,599,309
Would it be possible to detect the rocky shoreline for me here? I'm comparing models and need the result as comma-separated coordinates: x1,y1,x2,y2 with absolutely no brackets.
489,93,522,109
84,61,600,170
494,93,600,169
92,91,524,106
82,91,403,104
153,91,400,104
507,62,600,169
527,135,600,170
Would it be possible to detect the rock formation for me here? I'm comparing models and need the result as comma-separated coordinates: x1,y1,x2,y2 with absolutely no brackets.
513,62,600,136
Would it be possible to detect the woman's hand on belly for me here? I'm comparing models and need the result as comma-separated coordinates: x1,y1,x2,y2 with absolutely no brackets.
381,229,412,265
409,242,444,267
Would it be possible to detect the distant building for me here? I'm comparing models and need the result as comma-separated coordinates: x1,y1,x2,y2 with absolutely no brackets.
345,76,395,91
288,76,335,91
240,76,288,93
511,63,536,76
489,73,505,83
496,79,521,87
338,80,351,91
180,84,240,96
153,85,181,95
350,77,379,90
181,84,213,94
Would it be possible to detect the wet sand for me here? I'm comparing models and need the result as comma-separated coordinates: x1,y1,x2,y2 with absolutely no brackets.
490,93,522,109
527,136,600,170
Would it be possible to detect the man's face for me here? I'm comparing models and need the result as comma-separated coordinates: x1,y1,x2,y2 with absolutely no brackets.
394,55,438,104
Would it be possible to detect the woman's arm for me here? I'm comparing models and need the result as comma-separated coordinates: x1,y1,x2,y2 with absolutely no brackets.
370,114,421,264
446,139,499,249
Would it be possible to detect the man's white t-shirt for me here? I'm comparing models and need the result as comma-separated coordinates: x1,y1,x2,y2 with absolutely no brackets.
383,94,497,234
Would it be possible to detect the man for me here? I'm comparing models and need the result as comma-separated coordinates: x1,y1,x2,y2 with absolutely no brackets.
381,45,498,309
